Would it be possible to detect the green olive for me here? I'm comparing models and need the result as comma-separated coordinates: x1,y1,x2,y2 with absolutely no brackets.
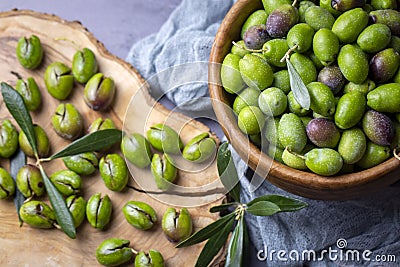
16,164,45,198
72,47,98,83
65,195,86,228
44,62,74,100
84,73,115,111
356,142,391,169
0,167,15,199
16,35,43,69
19,200,56,229
122,201,157,230
49,170,82,197
121,133,153,168
135,250,165,267
19,124,50,158
305,148,343,176
88,118,116,133
99,154,128,192
162,207,192,243
86,193,112,230
15,77,42,111
151,153,177,190
182,133,217,163
88,118,117,151
237,106,265,135
51,103,83,140
63,152,98,176
147,124,183,154
0,120,19,158
96,238,134,267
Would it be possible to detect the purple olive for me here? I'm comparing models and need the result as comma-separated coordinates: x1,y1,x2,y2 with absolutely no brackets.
362,110,395,146
306,118,341,148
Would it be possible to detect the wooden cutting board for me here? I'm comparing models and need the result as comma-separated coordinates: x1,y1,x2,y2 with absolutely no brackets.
0,10,226,266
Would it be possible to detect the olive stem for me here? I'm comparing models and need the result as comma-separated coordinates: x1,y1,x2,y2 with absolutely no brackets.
54,37,81,50
53,223,62,230
292,0,298,7
126,185,226,197
280,44,299,63
23,195,34,203
130,248,139,255
232,41,269,53
285,147,306,160
394,147,400,161
37,158,52,164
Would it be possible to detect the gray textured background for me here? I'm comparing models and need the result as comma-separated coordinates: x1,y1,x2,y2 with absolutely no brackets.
0,0,182,59
0,1,262,266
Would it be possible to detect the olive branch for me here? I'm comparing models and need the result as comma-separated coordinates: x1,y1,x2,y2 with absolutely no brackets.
176,142,308,267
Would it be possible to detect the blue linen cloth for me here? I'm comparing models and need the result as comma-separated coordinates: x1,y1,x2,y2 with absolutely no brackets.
126,0,400,266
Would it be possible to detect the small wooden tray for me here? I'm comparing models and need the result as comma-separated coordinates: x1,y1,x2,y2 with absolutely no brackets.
0,10,225,266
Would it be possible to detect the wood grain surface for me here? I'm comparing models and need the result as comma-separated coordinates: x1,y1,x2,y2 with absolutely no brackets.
0,10,225,266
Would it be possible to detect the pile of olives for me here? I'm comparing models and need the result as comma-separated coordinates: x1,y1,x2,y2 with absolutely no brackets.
0,34,207,267
221,0,400,176
122,124,217,190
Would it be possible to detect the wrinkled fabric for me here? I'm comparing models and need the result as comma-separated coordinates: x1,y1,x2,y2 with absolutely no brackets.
126,0,400,266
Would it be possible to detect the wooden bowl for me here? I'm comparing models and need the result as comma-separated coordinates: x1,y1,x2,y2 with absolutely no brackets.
208,0,400,200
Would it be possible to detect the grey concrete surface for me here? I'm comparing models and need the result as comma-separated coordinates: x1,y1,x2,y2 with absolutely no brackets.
0,0,182,59
0,1,264,266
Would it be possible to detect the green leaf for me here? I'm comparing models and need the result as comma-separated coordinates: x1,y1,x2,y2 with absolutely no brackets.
39,165,76,239
176,212,235,248
225,215,244,267
195,216,234,267
1,82,37,157
49,129,122,160
217,142,240,202
286,59,310,110
247,201,281,216
10,149,26,225
248,194,308,212
209,203,236,213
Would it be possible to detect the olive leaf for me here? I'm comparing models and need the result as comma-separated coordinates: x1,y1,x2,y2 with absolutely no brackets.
176,212,235,248
225,215,244,267
247,201,281,216
10,149,26,225
247,194,308,212
286,59,310,110
217,142,241,202
194,215,235,267
209,202,236,213
38,165,76,239
1,82,38,157
49,129,122,160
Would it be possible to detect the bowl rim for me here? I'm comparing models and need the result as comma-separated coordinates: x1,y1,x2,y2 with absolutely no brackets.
208,0,400,200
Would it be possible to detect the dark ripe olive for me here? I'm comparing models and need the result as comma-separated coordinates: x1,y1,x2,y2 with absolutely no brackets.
266,4,299,38
369,9,400,36
317,65,345,95
306,118,341,148
243,25,270,50
362,110,395,146
369,48,400,84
